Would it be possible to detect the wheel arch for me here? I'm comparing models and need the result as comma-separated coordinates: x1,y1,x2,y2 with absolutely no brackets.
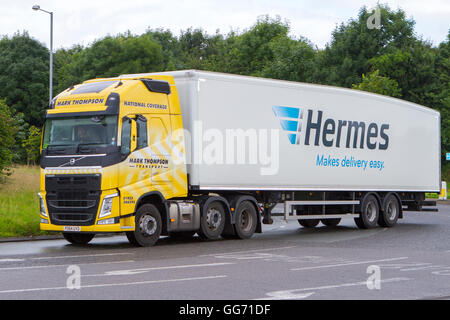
134,191,168,235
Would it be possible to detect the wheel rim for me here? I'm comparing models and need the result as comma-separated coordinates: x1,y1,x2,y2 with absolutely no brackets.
139,215,157,236
206,208,222,231
386,200,398,221
239,209,253,232
366,201,377,222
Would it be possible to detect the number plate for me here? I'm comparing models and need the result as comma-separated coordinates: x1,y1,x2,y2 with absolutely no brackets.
63,226,81,232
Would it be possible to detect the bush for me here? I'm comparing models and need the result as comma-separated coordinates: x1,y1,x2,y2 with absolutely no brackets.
0,99,15,181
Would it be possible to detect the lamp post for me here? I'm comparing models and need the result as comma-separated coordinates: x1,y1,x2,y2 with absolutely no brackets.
32,5,53,105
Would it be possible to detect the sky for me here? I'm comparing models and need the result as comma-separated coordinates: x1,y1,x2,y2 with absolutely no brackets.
1,0,449,50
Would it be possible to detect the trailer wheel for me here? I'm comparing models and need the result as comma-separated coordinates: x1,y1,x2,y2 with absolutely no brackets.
62,233,95,245
126,204,162,247
378,194,400,227
198,201,226,240
321,218,341,227
234,201,257,239
355,195,379,229
298,219,320,228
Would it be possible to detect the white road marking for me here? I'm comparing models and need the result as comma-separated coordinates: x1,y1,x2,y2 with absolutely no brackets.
30,252,133,260
291,257,408,271
0,275,227,294
198,246,297,257
256,277,410,300
85,262,235,277
0,260,136,272
0,259,25,262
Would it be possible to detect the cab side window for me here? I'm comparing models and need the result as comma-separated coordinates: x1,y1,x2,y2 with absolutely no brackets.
136,115,148,149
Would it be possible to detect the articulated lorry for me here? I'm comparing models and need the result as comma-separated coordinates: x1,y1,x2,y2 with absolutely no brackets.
39,70,441,246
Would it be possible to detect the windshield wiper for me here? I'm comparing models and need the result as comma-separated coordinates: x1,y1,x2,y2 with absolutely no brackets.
76,143,106,153
46,144,73,154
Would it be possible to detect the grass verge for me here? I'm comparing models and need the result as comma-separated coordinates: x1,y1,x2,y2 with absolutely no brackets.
0,165,50,238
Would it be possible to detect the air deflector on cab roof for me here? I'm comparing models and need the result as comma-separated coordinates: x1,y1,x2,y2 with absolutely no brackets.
140,79,171,94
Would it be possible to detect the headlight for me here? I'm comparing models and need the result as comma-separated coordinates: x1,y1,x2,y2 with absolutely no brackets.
99,193,119,218
38,193,48,217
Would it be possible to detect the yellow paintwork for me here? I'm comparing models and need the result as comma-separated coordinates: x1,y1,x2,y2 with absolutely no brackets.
40,75,188,233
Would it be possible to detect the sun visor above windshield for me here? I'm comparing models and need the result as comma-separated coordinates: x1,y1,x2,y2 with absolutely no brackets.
46,92,120,118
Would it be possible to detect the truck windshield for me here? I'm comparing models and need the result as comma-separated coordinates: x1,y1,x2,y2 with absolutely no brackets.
43,115,117,154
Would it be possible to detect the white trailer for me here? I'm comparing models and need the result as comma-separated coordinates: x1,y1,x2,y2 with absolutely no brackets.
121,70,440,242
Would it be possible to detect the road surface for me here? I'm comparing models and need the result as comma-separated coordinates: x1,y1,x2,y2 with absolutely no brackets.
0,204,449,300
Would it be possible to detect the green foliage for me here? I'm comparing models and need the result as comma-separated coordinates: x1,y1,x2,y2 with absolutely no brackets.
352,70,402,97
0,32,49,126
314,4,416,87
222,15,291,76
22,126,42,165
0,99,16,180
259,36,317,82
55,32,165,95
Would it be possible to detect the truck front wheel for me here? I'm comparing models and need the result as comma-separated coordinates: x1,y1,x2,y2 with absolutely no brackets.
62,233,95,245
126,204,162,247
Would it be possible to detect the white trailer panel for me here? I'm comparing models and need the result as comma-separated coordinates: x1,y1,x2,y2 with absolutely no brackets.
139,70,441,192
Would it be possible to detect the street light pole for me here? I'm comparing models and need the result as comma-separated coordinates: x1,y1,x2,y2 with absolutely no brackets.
32,5,53,105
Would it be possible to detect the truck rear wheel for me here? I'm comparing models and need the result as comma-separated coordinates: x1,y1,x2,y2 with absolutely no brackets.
62,233,95,245
378,194,400,227
198,201,226,240
298,219,320,228
234,201,257,239
126,204,162,247
355,195,379,229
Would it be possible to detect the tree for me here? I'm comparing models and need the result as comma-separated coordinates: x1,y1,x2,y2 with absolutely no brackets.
352,70,402,97
367,41,437,105
314,5,416,87
146,28,183,70
0,32,49,126
55,32,165,92
0,99,16,180
221,15,291,76
22,126,42,166
259,36,317,83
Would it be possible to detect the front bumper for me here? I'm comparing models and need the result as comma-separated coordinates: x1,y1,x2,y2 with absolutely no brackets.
40,173,135,233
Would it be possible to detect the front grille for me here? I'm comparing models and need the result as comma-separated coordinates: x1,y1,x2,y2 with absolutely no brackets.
45,174,101,226
52,214,93,223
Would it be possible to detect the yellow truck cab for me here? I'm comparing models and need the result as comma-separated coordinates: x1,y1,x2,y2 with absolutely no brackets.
40,75,191,246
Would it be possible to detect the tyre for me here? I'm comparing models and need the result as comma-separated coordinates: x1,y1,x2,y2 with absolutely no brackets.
126,204,162,247
234,201,258,239
298,219,320,228
198,201,226,240
355,194,379,229
321,218,341,227
62,232,95,245
378,194,400,227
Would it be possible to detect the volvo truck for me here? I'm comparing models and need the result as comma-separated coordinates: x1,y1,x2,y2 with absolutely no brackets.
39,70,440,246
